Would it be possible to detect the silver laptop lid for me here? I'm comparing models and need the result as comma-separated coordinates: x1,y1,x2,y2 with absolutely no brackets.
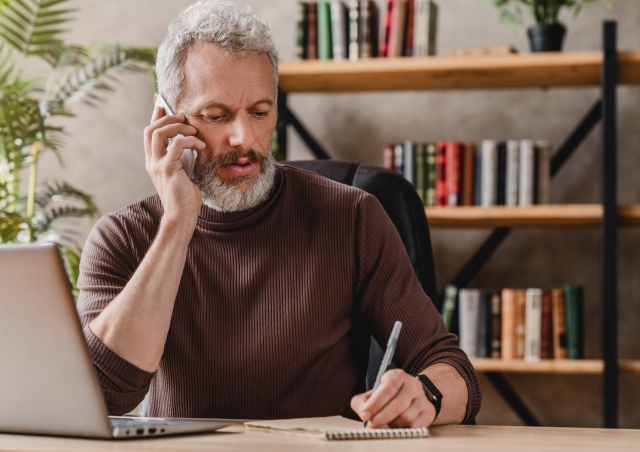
0,244,113,438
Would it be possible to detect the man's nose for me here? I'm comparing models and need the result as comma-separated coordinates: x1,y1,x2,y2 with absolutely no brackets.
228,112,257,151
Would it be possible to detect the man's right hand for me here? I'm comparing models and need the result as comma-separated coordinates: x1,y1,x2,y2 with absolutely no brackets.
144,106,206,233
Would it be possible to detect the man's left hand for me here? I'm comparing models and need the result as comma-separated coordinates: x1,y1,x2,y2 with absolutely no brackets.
350,369,435,428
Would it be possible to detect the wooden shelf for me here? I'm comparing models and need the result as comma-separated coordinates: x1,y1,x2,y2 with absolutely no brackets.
278,51,640,93
472,359,640,375
424,204,640,228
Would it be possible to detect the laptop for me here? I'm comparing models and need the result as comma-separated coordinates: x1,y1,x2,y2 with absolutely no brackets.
0,244,230,439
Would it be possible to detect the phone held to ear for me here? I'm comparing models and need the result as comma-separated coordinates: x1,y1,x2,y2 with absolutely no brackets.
152,94,198,179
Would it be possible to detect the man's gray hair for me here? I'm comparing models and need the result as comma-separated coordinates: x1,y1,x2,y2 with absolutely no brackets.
156,0,279,109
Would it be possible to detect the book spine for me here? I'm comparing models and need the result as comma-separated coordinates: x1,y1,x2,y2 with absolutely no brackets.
518,139,535,207
403,0,415,56
476,291,490,359
551,288,568,359
387,0,401,58
445,141,460,207
505,140,519,206
307,3,318,60
435,141,447,207
296,2,308,60
379,0,394,57
441,284,458,331
393,0,407,57
426,0,437,56
525,288,542,362
403,140,415,185
474,151,482,206
317,2,333,60
458,289,480,358
425,143,436,207
331,1,348,60
496,141,507,206
348,0,359,61
383,144,395,171
414,143,426,204
480,140,497,207
564,285,584,360
394,143,404,176
359,1,372,58
540,289,553,359
515,289,526,359
413,0,427,57
536,140,551,204
501,288,516,359
461,142,475,206
490,292,502,358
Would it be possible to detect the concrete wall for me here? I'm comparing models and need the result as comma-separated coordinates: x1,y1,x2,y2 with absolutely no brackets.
36,0,640,428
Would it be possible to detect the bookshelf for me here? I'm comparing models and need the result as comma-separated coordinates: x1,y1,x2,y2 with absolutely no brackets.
276,22,628,428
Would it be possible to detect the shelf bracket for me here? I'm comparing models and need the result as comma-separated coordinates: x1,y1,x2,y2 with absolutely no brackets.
485,373,541,427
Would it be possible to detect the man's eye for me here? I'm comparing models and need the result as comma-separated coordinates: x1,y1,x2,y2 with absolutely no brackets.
204,115,224,122
253,111,268,118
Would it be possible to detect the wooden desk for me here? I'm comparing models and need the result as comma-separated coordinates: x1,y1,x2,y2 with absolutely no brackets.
1,424,639,452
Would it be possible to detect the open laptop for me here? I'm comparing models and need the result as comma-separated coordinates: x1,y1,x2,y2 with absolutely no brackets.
0,244,230,439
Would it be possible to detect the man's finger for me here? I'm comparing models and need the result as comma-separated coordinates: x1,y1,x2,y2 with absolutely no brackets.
359,370,405,421
386,397,425,428
150,123,198,160
368,385,416,428
144,114,189,157
350,390,371,415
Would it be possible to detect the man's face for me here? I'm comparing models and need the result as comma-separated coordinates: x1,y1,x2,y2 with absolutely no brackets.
176,41,277,199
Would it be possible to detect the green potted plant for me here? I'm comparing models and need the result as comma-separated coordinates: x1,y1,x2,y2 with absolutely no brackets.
491,0,613,52
0,0,156,293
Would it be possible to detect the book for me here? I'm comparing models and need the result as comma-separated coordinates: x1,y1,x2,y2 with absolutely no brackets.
458,289,480,358
245,416,429,440
425,143,437,207
501,288,516,359
296,2,308,60
515,289,526,359
564,285,584,360
536,140,551,204
476,291,492,358
414,143,426,203
394,143,404,176
441,283,457,331
403,0,415,56
505,140,519,207
317,2,333,60
474,150,482,206
551,288,568,359
496,141,507,205
359,0,376,58
425,0,437,56
306,3,318,60
540,289,553,359
461,142,475,206
524,288,542,362
388,0,407,58
403,140,415,185
490,292,502,358
480,140,497,207
330,1,348,60
348,0,359,61
383,143,395,170
435,141,447,206
519,139,535,207
379,0,394,57
445,141,460,206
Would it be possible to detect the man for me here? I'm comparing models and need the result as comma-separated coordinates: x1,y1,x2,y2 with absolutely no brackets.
77,0,481,428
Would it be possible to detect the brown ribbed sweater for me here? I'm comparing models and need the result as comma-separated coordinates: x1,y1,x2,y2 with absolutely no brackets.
77,164,481,422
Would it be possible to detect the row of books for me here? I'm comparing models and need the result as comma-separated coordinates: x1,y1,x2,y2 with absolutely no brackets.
383,140,552,207
441,285,584,361
295,0,438,61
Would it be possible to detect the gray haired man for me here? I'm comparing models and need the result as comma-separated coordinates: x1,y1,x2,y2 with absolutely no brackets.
78,0,481,428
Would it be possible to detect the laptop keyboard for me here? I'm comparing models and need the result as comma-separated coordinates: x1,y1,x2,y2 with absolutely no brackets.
110,417,211,428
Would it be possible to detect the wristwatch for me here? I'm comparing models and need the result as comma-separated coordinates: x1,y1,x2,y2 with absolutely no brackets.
414,374,443,418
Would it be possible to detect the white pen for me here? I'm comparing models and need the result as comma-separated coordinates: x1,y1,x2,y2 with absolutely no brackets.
363,321,403,428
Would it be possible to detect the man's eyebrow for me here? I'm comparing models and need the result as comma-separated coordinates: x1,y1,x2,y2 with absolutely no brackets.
188,98,274,112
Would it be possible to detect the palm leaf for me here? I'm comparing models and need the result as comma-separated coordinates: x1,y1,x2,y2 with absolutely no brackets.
0,210,25,242
33,179,97,214
60,242,80,293
0,0,76,62
0,40,16,87
47,45,155,107
31,204,95,235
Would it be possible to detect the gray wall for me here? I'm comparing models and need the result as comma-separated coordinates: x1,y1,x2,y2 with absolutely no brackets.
37,0,640,428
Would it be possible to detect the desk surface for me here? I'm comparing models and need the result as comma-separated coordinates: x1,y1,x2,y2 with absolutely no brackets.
1,424,639,452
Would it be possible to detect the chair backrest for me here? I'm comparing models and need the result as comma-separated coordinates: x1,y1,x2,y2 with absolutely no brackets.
285,160,438,391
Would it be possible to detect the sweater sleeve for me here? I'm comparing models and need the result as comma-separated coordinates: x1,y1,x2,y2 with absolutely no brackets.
353,194,481,424
76,214,155,415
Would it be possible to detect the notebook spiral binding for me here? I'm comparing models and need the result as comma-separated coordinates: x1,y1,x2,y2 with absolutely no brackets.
325,427,429,440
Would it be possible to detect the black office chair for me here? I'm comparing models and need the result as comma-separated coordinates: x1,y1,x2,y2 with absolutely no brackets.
285,160,438,390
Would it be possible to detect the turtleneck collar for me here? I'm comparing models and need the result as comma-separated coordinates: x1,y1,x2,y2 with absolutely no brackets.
195,165,284,232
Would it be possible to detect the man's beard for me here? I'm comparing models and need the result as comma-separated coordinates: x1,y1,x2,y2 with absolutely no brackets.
191,149,277,212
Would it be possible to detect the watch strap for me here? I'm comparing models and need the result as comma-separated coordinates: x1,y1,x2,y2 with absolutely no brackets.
415,374,443,418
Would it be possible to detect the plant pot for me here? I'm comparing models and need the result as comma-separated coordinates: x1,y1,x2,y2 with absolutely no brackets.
527,24,566,52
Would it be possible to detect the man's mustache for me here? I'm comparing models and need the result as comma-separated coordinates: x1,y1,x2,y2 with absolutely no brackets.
209,149,267,169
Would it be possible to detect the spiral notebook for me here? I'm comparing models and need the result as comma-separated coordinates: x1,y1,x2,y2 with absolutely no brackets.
244,416,429,441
